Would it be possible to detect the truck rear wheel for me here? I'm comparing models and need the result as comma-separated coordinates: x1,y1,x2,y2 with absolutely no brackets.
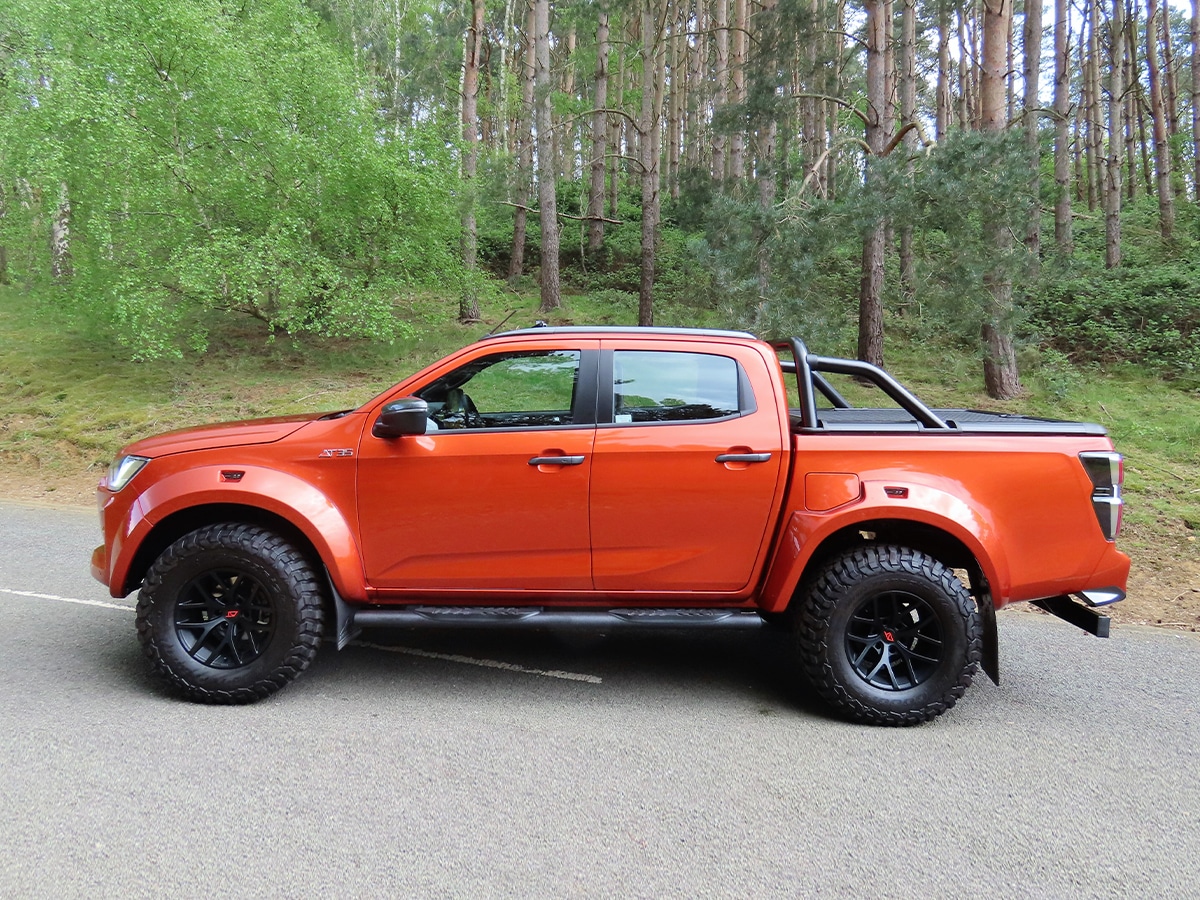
135,524,324,704
794,545,981,725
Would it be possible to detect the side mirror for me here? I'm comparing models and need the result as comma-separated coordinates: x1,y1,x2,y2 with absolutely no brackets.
372,397,429,438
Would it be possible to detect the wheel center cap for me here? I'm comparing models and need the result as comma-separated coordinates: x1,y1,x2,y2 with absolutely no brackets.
882,629,896,643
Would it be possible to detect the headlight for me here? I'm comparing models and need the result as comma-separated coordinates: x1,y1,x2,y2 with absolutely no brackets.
107,455,150,491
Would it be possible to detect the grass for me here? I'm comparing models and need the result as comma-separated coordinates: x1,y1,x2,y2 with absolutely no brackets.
2,283,1197,574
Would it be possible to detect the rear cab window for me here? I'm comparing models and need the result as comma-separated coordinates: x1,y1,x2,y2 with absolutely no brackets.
607,350,755,424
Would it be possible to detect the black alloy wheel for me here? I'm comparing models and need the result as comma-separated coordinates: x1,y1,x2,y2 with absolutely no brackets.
174,568,277,670
794,544,981,726
136,523,324,704
844,589,944,691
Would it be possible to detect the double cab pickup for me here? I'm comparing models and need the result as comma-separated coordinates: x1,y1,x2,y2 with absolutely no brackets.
92,327,1130,724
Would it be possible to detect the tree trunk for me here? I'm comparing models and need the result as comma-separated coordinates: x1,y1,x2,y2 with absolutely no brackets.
0,184,8,285
756,0,780,295
50,182,73,280
827,0,846,198
1146,0,1175,239
609,21,625,220
958,6,976,127
1136,83,1154,196
1105,0,1125,268
637,0,667,327
857,0,886,368
587,11,611,254
713,0,729,181
1161,2,1186,201
459,0,485,322
937,1,952,140
667,14,683,201
534,0,561,312
1022,0,1042,260
1125,11,1140,201
1085,0,1101,212
391,3,404,138
1052,0,1072,252
980,0,1020,400
509,3,537,284
557,25,577,181
685,0,706,172
1006,0,1016,121
1193,0,1200,201
884,0,896,136
898,0,916,300
729,0,748,180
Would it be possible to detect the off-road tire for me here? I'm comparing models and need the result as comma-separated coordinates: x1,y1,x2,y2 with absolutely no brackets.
794,544,981,726
135,524,325,704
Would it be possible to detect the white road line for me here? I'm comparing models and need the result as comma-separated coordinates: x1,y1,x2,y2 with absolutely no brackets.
0,587,134,612
0,587,603,683
355,641,603,684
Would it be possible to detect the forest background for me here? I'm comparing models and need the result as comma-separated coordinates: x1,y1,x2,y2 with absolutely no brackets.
0,0,1197,625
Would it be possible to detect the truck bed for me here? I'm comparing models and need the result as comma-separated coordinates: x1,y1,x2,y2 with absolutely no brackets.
792,407,1109,435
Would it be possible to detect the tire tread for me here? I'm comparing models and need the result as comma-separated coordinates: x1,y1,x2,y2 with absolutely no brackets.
135,523,324,704
795,544,982,726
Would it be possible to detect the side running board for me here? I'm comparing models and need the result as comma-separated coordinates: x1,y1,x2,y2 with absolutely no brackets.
350,606,766,631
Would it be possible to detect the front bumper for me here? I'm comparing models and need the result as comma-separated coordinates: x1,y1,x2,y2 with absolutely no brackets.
90,544,109,587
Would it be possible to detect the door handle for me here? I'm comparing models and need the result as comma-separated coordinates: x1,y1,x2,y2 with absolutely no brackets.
529,455,585,466
715,452,772,464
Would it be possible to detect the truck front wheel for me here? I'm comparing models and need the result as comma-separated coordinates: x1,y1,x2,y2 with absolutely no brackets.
794,545,981,725
135,524,325,703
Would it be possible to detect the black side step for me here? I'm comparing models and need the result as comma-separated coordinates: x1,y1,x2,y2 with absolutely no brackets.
1031,595,1111,638
351,606,766,630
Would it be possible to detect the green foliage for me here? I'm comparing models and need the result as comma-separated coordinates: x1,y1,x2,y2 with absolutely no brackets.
686,180,860,349
684,129,1037,354
877,129,1034,332
1031,262,1200,382
0,0,463,358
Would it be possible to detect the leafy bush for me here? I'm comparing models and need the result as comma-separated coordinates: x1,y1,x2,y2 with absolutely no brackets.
1031,263,1200,381
0,0,462,358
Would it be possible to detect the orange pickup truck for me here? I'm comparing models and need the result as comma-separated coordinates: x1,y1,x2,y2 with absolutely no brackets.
92,327,1129,724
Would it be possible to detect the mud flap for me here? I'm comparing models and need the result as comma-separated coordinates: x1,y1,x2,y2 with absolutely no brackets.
979,595,999,685
325,571,361,651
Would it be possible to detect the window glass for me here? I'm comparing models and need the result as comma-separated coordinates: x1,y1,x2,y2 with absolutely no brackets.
417,350,581,430
612,351,740,423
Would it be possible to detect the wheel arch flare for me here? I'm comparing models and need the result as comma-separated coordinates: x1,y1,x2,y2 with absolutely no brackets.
105,466,366,603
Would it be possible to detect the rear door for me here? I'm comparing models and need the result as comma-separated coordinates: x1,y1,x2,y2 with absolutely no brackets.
589,340,787,593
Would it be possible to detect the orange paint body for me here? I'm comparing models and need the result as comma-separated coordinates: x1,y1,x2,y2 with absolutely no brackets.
92,330,1129,618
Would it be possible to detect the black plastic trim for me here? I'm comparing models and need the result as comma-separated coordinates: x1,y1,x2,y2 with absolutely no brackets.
574,348,601,426
351,606,766,630
737,361,758,415
1031,595,1112,638
326,570,362,651
595,349,614,425
489,326,756,340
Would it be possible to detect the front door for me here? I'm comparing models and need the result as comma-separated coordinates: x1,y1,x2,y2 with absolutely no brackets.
357,345,597,592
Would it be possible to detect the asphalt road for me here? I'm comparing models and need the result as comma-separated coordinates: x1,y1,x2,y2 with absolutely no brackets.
1,499,1198,898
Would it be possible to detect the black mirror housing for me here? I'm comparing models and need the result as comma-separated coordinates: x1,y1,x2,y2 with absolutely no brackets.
372,397,429,438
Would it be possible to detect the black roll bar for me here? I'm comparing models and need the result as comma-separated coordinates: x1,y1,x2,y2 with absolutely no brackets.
773,338,950,430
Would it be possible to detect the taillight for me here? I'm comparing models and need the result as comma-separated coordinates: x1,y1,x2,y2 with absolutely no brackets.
1079,451,1123,541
